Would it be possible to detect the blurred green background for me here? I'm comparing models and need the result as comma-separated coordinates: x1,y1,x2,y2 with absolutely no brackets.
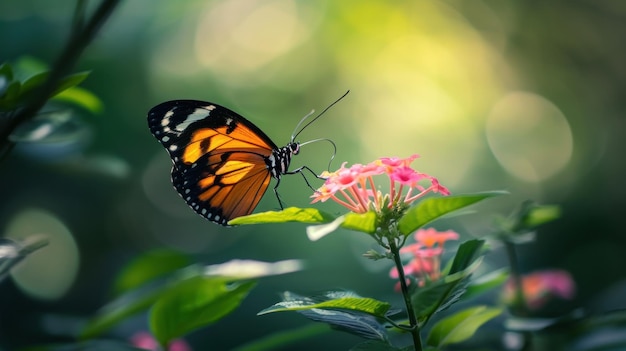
1,0,625,349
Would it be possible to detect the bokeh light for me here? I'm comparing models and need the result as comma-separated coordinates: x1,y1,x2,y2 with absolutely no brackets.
5,208,79,300
486,91,573,182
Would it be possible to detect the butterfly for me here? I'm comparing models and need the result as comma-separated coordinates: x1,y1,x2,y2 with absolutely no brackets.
147,92,347,226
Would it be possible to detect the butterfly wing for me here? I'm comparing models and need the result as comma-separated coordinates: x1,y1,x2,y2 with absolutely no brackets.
148,100,278,225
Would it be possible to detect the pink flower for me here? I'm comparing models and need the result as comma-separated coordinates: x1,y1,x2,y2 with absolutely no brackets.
430,177,451,196
311,155,449,214
389,166,422,186
502,269,576,310
415,228,459,248
378,154,420,168
390,228,459,289
130,331,192,351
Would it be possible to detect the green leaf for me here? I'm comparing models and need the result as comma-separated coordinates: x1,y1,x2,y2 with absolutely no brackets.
426,306,502,347
80,277,173,339
521,204,561,229
0,62,14,81
449,239,485,275
7,111,93,151
259,291,391,341
229,207,335,225
81,260,300,339
150,277,256,346
463,268,509,300
300,308,388,341
342,211,378,234
53,71,90,96
18,71,90,99
259,291,391,318
398,191,507,235
13,56,48,80
53,86,103,113
306,211,378,240
112,249,192,295
0,80,22,109
412,255,484,324
19,71,49,98
8,110,89,143
497,201,562,237
6,68,91,110
412,280,461,323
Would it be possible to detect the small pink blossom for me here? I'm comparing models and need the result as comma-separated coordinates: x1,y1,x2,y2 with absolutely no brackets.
502,269,576,310
378,154,420,168
389,166,422,186
430,177,451,196
130,331,192,351
311,155,449,214
389,228,459,289
415,228,459,248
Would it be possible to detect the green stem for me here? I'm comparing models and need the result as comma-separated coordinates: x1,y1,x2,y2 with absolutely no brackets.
503,238,533,350
503,239,527,312
389,238,422,351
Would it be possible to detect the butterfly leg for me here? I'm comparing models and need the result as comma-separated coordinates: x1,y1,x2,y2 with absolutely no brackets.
274,166,325,211
286,165,326,192
273,177,286,210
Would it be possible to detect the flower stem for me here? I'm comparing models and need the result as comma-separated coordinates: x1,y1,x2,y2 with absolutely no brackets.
389,238,422,350
503,239,527,312
503,238,533,350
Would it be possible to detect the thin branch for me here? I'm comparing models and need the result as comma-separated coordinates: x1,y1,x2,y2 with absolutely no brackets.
0,0,122,156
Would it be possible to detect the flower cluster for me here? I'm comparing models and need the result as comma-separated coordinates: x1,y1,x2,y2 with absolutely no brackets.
502,269,575,310
311,154,450,213
389,228,460,289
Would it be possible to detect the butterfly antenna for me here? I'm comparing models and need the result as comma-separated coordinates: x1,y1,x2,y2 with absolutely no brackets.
291,90,350,141
290,109,316,140
299,138,337,171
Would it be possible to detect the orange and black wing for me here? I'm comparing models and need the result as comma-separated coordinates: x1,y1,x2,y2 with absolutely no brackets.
148,100,278,225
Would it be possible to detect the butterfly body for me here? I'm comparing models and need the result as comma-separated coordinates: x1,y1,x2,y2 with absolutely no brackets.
148,100,300,225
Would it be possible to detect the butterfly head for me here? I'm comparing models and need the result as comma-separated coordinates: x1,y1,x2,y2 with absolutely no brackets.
289,141,300,155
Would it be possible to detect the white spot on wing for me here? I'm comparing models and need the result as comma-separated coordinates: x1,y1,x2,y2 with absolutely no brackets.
175,108,212,132
161,110,174,126
169,144,178,151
